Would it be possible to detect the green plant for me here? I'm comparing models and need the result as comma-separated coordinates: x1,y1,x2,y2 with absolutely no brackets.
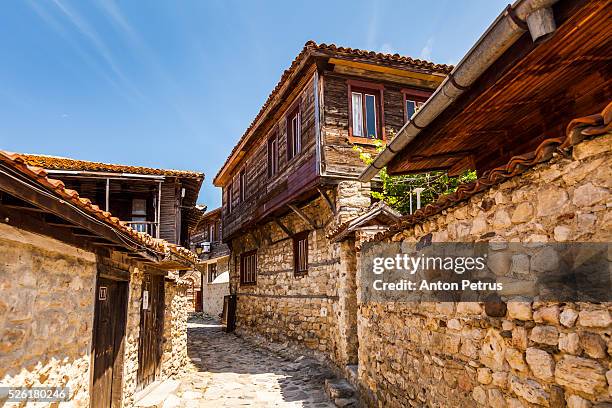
354,141,477,215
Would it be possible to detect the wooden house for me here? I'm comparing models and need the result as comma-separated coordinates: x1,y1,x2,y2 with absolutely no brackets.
214,41,451,241
212,42,451,366
189,207,230,316
0,151,197,407
19,154,205,248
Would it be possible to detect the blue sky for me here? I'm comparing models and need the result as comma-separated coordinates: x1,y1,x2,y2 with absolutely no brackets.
0,0,508,208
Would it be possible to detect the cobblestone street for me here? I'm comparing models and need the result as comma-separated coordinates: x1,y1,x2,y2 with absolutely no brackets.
160,318,337,407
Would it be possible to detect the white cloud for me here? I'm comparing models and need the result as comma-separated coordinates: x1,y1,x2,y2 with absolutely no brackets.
420,37,435,60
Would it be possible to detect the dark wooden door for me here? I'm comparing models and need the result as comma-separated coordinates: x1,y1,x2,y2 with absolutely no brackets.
92,277,128,408
137,273,165,390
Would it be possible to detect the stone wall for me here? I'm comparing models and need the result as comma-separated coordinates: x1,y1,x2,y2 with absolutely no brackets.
356,134,612,407
201,281,229,318
229,181,371,367
121,264,144,407
0,223,97,407
161,279,189,379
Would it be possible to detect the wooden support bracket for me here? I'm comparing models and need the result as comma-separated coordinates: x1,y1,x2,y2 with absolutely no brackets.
317,187,336,215
274,218,293,238
288,204,317,230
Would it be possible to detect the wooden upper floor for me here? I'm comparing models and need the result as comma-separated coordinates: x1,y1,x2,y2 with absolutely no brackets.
19,154,204,247
213,42,451,239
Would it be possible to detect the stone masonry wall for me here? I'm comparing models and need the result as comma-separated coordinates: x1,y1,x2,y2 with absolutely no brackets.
0,223,97,407
357,134,612,407
201,281,229,318
161,278,190,379
230,181,371,367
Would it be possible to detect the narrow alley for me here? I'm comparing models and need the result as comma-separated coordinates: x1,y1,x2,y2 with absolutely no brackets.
145,317,339,408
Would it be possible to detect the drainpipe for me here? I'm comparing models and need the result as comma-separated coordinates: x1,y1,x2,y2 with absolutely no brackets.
359,0,559,182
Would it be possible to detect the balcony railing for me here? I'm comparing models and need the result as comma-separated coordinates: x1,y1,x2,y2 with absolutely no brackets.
125,221,159,237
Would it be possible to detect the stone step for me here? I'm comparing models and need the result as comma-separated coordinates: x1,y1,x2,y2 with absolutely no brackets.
134,379,180,408
324,378,355,400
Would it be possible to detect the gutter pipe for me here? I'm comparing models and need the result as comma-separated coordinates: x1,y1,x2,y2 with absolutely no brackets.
359,0,559,182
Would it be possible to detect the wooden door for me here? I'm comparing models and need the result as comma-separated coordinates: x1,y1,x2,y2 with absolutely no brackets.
136,273,165,390
92,277,128,408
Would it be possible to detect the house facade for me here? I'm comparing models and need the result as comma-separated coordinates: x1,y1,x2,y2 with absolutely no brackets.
213,41,451,367
189,207,230,317
0,151,198,407
19,154,205,248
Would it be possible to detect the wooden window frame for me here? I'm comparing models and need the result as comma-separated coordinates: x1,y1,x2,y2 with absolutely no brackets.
239,169,246,203
286,103,301,161
240,250,257,286
401,88,431,123
347,79,385,145
267,130,279,179
293,231,309,276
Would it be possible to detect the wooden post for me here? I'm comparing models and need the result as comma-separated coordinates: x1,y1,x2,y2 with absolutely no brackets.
105,178,110,212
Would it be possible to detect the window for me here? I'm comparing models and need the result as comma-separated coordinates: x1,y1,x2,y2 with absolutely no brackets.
208,223,215,242
287,107,301,160
348,80,384,142
239,169,246,203
226,183,233,214
208,263,218,283
240,250,257,285
267,133,278,178
405,99,425,122
217,221,222,241
293,231,309,276
131,199,147,232
352,92,379,138
402,88,430,123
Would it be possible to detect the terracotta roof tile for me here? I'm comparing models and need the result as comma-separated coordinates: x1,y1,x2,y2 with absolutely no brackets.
214,41,452,185
21,154,204,179
370,101,612,243
0,151,198,265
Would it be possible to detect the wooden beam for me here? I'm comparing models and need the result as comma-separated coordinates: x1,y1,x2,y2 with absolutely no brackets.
288,204,317,229
274,218,293,238
0,169,158,262
317,187,336,215
1,203,48,213
91,241,124,248
328,58,446,83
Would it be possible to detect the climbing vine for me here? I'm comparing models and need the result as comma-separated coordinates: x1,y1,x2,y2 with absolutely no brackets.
354,139,477,215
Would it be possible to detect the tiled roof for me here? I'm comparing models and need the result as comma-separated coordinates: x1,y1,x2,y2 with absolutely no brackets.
21,154,204,179
370,101,612,242
213,41,452,185
0,151,198,265
326,201,402,241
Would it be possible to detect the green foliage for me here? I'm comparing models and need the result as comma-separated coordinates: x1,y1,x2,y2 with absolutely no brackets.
354,141,477,215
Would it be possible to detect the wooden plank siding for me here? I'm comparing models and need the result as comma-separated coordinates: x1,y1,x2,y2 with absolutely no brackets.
320,72,424,179
223,75,318,239
221,61,439,239
159,180,178,244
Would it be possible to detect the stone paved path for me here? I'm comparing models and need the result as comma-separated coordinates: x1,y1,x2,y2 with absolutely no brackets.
167,318,336,407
